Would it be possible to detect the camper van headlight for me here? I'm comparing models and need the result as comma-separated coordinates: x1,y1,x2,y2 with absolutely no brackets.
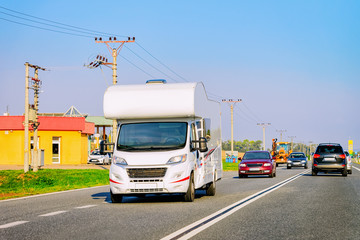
167,154,187,164
113,156,127,165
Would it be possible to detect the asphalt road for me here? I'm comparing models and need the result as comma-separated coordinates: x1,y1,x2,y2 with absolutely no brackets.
1,164,360,240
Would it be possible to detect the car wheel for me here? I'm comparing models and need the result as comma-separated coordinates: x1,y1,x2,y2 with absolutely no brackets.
305,164,308,169
239,174,243,178
274,171,276,177
287,166,291,169
184,173,195,202
342,169,348,177
269,173,274,178
312,169,317,176
276,163,279,167
110,190,123,203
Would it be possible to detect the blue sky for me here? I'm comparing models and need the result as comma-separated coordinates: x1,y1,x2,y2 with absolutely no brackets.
1,0,359,150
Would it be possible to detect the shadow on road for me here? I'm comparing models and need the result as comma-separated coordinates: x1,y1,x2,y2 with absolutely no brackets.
302,172,350,177
92,190,209,204
92,192,111,202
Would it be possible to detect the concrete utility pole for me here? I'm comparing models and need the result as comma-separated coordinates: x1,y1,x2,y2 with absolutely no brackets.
276,129,287,142
93,36,135,143
24,62,46,173
31,67,45,172
222,99,242,156
257,123,271,150
288,136,296,150
24,63,30,173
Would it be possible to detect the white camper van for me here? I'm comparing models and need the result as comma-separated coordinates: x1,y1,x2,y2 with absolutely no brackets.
103,80,222,203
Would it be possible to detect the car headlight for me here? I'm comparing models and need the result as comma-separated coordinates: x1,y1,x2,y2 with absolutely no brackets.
264,163,271,167
239,163,246,167
167,154,187,164
113,156,127,165
287,160,292,163
301,160,306,163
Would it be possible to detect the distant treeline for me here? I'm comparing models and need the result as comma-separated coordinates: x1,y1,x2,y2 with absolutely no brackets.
222,139,262,152
222,140,315,154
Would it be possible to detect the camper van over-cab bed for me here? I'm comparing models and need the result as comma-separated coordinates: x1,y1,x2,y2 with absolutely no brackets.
103,80,222,203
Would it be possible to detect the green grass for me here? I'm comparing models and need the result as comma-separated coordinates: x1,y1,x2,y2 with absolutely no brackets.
223,160,239,171
0,169,109,200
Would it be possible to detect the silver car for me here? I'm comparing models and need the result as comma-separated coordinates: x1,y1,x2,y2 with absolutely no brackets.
344,151,352,174
88,150,111,165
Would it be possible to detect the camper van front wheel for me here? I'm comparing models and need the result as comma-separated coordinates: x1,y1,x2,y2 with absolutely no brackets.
184,173,195,202
110,190,123,203
206,172,216,196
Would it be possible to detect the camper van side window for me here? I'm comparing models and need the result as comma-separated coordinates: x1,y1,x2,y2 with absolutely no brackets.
191,123,198,150
195,121,203,138
204,118,211,140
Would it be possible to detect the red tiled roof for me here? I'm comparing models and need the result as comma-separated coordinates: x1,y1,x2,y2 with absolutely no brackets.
0,116,95,134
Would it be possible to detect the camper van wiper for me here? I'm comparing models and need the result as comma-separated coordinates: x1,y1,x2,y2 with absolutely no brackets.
118,145,136,150
138,146,183,151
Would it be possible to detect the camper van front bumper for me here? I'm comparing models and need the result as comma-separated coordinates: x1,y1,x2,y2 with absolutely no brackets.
110,164,191,194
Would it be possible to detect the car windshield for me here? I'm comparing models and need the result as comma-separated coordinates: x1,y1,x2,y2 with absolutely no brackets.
243,152,270,160
277,144,289,152
117,122,187,151
316,146,343,154
289,153,305,158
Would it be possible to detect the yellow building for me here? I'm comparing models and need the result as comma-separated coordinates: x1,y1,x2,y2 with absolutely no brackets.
0,116,94,165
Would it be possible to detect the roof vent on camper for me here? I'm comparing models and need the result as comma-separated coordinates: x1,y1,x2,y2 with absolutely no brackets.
146,79,167,84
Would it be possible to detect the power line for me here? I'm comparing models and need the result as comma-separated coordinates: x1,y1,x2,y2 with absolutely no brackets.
0,17,94,38
242,102,262,122
124,45,179,82
119,55,156,78
135,42,189,82
0,11,101,37
0,5,127,38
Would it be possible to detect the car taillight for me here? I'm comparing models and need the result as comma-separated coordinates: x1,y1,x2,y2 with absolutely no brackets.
314,164,318,166
339,154,346,159
313,154,320,159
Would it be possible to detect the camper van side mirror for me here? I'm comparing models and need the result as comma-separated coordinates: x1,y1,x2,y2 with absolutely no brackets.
198,137,208,152
191,137,208,152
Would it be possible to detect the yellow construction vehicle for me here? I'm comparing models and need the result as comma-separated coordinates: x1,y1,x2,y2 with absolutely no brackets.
271,138,292,166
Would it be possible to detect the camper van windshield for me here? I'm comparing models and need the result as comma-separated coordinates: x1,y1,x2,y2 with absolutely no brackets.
117,122,187,151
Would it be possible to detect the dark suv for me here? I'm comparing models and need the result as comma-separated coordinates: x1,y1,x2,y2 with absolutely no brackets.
312,143,347,176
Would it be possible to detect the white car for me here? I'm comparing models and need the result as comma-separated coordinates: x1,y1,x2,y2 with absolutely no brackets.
88,150,110,165
344,151,352,174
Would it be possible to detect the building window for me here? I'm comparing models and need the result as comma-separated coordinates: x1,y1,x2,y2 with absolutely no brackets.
52,137,61,164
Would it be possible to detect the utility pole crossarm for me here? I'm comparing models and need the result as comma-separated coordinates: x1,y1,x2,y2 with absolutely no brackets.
93,36,135,145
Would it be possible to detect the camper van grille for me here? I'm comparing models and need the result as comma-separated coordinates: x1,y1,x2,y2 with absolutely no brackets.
130,188,165,193
131,179,163,183
127,168,167,178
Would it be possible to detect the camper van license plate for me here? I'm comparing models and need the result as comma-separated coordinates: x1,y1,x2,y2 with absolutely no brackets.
136,183,157,189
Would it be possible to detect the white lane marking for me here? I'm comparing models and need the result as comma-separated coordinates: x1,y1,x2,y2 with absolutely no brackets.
75,205,97,209
353,166,360,172
0,185,108,203
161,170,309,240
0,221,29,229
39,210,68,217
